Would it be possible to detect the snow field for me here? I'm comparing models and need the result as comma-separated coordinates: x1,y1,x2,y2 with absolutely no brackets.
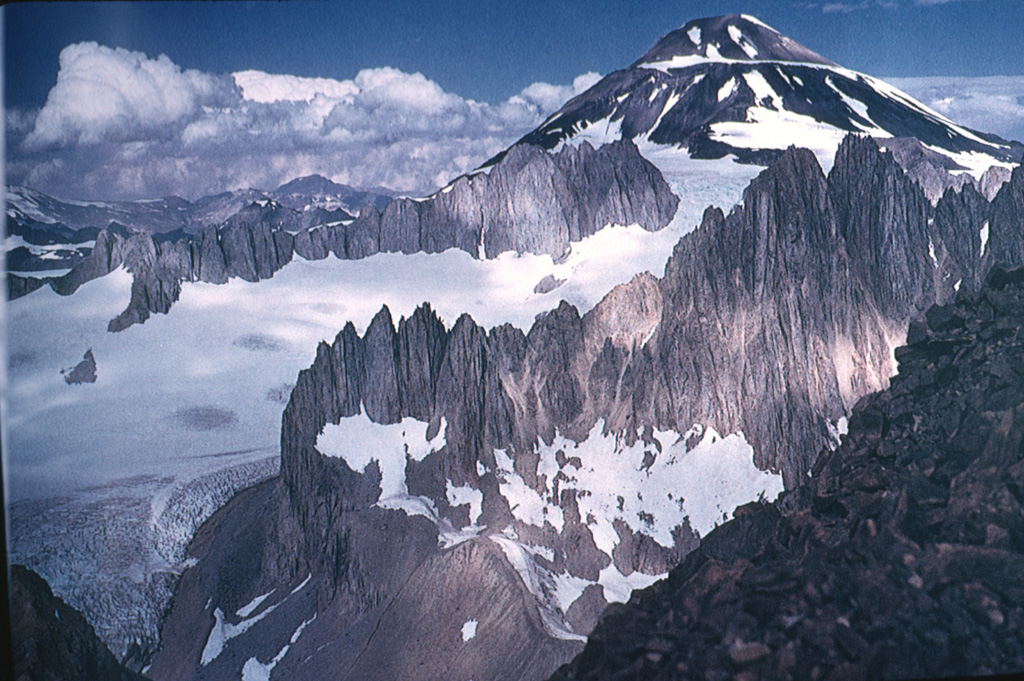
505,421,785,548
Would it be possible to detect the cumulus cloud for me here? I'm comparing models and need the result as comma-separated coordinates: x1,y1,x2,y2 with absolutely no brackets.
232,70,359,103
24,42,235,149
887,75,1024,143
516,72,603,114
7,42,602,201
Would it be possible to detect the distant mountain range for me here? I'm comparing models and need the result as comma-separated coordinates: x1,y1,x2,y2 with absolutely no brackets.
4,176,393,271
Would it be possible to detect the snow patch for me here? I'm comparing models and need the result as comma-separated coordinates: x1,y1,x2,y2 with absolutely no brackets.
493,447,565,533
446,480,483,525
928,238,938,268
557,114,625,150
201,602,280,666
597,563,663,605
743,71,781,109
3,234,96,257
980,221,990,257
687,26,702,46
461,619,478,642
290,574,311,595
497,420,783,553
240,613,317,681
717,77,737,102
237,590,275,618
317,414,446,501
708,106,857,173
727,25,758,59
827,416,850,449
741,14,776,31
490,533,587,642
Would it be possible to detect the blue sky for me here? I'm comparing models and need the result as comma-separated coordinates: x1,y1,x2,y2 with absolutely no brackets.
4,0,1024,200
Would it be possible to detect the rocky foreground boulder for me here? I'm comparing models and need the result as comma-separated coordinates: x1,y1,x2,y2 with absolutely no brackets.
550,265,1024,681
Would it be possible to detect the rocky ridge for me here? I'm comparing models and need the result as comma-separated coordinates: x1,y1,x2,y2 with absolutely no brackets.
284,136,1024,494
152,137,1024,681
549,264,1024,681
8,139,677,332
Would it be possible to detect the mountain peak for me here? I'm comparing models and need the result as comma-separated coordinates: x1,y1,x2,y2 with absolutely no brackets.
275,174,343,194
632,14,835,69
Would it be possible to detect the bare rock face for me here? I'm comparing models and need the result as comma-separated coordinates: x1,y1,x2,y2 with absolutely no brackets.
548,266,1024,681
9,564,146,681
12,140,677,333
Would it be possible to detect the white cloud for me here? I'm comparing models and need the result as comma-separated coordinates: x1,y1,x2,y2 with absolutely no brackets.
24,42,235,150
8,43,601,200
517,72,602,113
886,75,1024,144
232,70,359,103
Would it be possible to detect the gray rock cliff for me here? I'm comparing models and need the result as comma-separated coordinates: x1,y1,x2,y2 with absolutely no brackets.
11,140,678,334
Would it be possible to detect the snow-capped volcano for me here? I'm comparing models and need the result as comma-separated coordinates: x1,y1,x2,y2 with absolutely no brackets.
510,14,1022,176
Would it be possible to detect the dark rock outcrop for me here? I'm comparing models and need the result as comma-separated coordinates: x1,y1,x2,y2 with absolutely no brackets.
8,273,47,299
9,564,146,681
549,266,1024,681
62,349,97,385
10,140,677,333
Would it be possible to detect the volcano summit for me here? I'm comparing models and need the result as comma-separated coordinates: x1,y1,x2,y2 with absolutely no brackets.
509,14,1021,179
